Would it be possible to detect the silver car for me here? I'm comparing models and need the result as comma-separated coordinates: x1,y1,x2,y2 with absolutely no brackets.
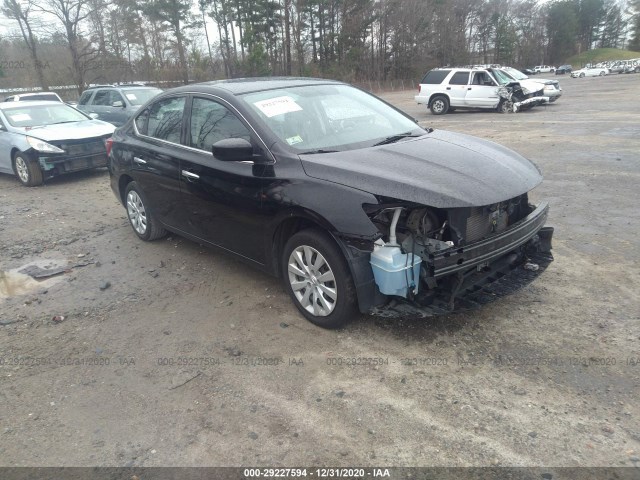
0,101,115,186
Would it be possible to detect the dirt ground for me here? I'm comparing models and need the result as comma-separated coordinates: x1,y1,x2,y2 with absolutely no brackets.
0,74,639,468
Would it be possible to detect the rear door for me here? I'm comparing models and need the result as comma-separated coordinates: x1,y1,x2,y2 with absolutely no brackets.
445,71,470,107
126,95,188,231
178,95,269,263
465,71,501,108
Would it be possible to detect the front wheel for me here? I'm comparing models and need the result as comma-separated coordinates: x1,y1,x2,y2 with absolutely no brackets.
580,73,585,78
282,229,357,329
429,96,449,115
13,152,43,187
124,181,167,241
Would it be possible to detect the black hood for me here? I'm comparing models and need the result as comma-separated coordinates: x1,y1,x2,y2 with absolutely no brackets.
299,130,542,208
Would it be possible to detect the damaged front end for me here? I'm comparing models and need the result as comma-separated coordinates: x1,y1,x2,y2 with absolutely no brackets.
497,83,549,113
359,195,553,317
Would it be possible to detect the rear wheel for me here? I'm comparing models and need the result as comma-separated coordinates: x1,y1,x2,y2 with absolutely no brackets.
282,228,357,329
599,71,605,76
13,152,43,187
429,96,449,115
124,181,167,241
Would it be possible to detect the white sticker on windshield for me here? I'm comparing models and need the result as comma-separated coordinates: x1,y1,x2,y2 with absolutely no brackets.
254,96,302,118
126,94,137,100
286,135,303,145
9,113,31,122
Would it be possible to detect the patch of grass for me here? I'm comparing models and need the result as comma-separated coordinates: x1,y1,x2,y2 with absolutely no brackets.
565,48,640,67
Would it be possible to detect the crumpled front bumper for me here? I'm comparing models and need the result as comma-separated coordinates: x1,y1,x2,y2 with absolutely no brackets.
368,204,554,318
513,96,549,112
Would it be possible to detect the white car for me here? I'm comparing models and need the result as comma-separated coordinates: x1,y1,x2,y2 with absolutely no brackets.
500,67,562,103
533,65,555,74
3,92,63,102
570,67,609,78
415,67,548,115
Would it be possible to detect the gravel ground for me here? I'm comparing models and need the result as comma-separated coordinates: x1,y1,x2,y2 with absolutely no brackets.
0,74,639,468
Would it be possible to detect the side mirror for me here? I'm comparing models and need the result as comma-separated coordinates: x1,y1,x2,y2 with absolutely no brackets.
212,138,254,161
89,113,99,119
112,100,124,108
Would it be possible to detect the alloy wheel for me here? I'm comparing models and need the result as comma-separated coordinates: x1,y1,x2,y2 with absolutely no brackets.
15,157,29,183
127,190,148,235
287,245,337,316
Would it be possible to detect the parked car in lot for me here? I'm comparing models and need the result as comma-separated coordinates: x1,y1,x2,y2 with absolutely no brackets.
0,101,115,186
76,84,162,127
571,66,609,77
555,65,572,75
499,67,562,103
415,67,548,115
108,78,554,328
534,65,555,73
4,92,63,102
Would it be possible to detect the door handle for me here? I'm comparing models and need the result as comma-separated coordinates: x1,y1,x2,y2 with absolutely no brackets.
133,156,147,164
181,170,200,180
446,87,451,90
468,87,472,90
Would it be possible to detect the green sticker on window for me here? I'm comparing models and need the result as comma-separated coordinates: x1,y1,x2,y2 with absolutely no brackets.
286,135,303,145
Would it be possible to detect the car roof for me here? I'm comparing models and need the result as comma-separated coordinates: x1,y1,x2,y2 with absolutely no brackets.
168,77,345,95
85,84,159,90
0,100,69,110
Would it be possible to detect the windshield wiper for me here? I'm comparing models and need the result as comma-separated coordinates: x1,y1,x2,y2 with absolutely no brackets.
373,131,425,146
299,149,340,154
50,121,77,125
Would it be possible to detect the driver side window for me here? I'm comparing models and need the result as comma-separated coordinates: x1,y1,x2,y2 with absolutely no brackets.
189,97,250,152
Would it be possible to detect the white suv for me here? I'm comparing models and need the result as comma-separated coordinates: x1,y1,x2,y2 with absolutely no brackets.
415,67,548,115
533,65,555,74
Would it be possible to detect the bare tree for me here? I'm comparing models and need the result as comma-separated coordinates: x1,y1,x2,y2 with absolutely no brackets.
2,0,49,90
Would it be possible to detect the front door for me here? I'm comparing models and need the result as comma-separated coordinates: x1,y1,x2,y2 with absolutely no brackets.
465,71,501,108
179,96,270,263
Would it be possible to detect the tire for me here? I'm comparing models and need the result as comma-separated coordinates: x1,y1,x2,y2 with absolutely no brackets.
429,96,449,115
580,73,585,78
282,228,357,329
13,152,43,187
599,71,605,76
498,99,514,113
124,181,167,241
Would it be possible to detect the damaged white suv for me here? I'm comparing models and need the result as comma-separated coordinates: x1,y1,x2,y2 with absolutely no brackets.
415,67,548,115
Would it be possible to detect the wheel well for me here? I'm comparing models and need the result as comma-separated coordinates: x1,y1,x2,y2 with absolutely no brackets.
429,93,449,107
10,148,21,171
118,174,134,204
272,216,325,277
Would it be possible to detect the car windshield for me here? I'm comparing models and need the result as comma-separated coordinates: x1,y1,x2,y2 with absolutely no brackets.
491,69,513,85
2,104,88,127
241,84,424,152
502,68,528,80
122,88,162,106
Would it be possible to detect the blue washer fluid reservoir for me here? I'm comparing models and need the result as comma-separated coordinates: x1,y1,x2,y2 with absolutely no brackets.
370,245,422,298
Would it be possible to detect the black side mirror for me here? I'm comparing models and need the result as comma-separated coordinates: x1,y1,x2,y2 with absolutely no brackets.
212,138,254,162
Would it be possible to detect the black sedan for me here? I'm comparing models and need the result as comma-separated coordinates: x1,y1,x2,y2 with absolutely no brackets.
555,65,573,75
107,78,553,328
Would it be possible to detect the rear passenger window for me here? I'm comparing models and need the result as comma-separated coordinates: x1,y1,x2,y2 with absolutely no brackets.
421,70,451,84
449,72,470,85
78,91,92,105
137,96,186,143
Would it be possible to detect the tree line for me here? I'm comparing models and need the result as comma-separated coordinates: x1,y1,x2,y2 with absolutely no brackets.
1,0,639,94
